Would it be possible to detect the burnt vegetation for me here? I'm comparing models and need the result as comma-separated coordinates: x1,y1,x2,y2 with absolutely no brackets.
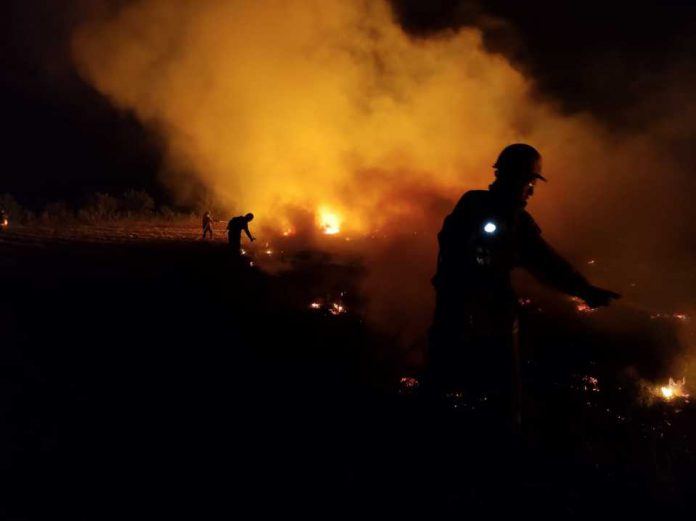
1,227,695,518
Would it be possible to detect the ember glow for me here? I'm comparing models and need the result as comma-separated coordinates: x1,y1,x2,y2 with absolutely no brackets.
307,299,348,316
582,375,600,392
656,378,689,402
399,377,420,392
329,302,347,316
570,297,595,314
650,312,690,321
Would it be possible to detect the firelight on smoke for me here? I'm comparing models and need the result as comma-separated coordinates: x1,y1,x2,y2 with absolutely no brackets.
318,208,342,235
71,0,693,347
656,377,689,402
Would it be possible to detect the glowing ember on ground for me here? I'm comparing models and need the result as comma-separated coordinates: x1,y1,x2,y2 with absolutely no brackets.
399,377,420,390
576,303,594,313
282,228,295,237
318,208,341,235
308,299,348,316
571,296,595,313
582,375,600,392
240,248,247,255
329,302,347,315
650,312,689,321
655,378,689,402
587,259,596,265
265,249,273,255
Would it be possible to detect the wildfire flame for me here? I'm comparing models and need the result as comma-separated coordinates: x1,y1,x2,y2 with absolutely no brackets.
571,296,595,313
329,302,347,315
656,377,689,402
318,208,341,235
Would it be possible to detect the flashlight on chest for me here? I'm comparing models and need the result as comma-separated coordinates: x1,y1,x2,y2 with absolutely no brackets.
483,221,497,234
473,221,499,266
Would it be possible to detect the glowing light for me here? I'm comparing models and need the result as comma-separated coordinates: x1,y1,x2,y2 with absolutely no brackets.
576,302,594,313
399,377,420,390
581,375,600,392
655,377,688,402
329,302,347,315
483,222,497,234
570,296,595,313
318,208,341,235
265,249,273,255
309,302,321,310
240,248,247,255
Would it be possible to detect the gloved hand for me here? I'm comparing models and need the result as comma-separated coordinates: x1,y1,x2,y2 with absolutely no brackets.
580,285,621,309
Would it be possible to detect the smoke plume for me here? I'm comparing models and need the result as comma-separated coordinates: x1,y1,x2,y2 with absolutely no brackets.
72,0,695,357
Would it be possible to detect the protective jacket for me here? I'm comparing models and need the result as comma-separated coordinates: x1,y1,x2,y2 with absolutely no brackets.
429,186,589,395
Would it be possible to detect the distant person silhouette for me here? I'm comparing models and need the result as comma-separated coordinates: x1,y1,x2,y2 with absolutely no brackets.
226,213,255,253
202,211,214,240
428,144,620,422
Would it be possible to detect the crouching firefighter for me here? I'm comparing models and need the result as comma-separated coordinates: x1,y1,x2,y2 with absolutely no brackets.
427,143,620,428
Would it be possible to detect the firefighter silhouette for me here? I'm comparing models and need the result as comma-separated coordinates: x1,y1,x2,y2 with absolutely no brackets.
428,144,620,423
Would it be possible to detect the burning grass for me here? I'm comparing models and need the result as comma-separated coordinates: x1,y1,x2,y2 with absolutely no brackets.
3,220,696,515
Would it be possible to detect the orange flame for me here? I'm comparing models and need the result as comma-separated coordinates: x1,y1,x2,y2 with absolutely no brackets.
655,377,689,402
318,208,341,235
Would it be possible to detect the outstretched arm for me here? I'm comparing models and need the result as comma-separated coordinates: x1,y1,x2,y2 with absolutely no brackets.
521,226,620,308
244,225,255,241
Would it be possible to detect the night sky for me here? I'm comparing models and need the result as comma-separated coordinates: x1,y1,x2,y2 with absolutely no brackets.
2,0,695,207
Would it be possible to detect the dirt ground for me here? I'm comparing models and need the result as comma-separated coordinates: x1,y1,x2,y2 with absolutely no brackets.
1,224,695,519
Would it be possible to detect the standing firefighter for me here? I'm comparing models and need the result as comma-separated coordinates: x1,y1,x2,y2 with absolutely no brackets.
202,211,214,240
428,144,619,422
226,213,256,253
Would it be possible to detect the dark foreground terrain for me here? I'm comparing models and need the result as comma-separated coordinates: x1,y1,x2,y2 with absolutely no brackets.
1,228,695,519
